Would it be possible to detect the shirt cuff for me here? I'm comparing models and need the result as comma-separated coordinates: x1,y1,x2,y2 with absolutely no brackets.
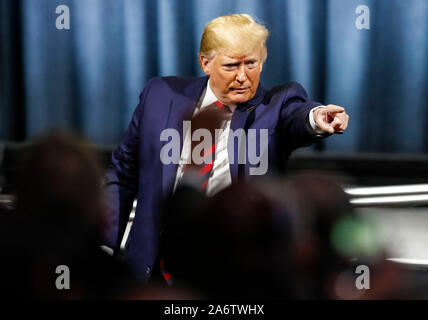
309,105,326,135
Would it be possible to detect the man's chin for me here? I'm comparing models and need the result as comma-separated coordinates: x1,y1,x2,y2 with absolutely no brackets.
226,93,254,105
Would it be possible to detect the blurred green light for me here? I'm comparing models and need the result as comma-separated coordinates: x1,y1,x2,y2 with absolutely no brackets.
331,215,381,258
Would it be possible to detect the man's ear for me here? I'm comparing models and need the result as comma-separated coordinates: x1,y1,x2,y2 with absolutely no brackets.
199,54,211,75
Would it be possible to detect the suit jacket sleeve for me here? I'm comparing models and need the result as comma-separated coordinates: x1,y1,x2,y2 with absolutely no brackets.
279,82,325,150
103,84,149,250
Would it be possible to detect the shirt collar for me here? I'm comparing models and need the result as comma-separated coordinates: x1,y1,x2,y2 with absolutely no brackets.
201,79,237,112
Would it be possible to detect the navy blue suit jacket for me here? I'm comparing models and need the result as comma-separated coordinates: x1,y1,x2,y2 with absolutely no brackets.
104,76,325,280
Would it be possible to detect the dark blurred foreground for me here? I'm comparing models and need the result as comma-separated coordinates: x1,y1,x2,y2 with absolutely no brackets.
1,132,428,299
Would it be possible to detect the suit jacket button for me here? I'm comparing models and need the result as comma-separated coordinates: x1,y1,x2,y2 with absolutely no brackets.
146,267,151,274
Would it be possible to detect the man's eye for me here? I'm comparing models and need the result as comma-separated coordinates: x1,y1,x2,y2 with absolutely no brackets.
246,61,257,68
223,64,237,70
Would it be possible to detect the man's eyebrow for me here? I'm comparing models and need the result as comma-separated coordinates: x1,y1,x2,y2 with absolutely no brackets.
222,61,240,66
222,57,259,65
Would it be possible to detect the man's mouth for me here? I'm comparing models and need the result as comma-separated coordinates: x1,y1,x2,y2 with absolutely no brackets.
231,87,249,93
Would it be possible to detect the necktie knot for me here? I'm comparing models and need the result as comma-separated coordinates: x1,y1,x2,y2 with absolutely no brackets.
214,100,224,109
212,100,232,115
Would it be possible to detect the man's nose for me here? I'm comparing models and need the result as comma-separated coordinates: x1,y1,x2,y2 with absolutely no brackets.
235,65,247,83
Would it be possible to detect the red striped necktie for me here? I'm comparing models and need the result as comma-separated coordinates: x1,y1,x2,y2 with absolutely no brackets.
160,100,232,285
181,100,232,191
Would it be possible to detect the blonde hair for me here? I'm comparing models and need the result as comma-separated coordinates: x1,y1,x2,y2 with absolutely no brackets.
199,14,269,63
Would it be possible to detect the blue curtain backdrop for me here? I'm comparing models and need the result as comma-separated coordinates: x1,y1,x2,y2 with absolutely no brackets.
1,0,427,152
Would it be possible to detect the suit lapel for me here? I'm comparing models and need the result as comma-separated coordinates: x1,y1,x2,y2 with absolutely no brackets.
228,85,267,183
161,76,208,197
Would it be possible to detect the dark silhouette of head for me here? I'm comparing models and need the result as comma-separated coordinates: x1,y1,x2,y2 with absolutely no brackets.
162,181,294,298
0,132,136,299
16,132,106,237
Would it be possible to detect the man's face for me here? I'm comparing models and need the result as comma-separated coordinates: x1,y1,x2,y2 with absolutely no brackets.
199,48,264,106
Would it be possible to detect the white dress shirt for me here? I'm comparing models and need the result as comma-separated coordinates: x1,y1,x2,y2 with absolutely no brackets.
173,80,323,197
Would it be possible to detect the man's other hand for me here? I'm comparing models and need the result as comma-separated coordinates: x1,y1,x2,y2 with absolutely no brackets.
313,104,349,134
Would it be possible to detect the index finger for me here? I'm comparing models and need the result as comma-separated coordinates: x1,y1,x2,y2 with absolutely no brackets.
323,104,345,114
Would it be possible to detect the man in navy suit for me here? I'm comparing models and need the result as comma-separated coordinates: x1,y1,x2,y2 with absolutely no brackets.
104,14,349,280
